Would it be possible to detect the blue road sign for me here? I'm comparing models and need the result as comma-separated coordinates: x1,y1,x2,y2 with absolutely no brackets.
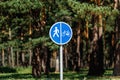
49,22,72,45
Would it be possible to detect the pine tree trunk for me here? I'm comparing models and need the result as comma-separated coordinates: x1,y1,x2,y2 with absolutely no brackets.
8,28,14,67
8,47,11,66
64,46,68,69
88,15,104,76
11,47,14,67
21,52,25,66
54,51,59,73
97,14,104,75
85,20,89,67
76,22,81,72
44,47,50,75
29,49,32,65
41,46,49,74
32,46,42,78
113,44,120,76
55,56,59,73
113,0,120,76
88,21,99,76
16,51,19,66
2,48,5,66
88,0,105,76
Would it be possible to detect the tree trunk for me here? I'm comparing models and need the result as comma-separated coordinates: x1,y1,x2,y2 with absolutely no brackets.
113,44,120,76
44,47,50,75
55,56,59,73
8,47,11,66
2,48,5,66
29,49,32,65
85,20,89,67
97,15,104,75
11,47,14,67
32,46,42,78
41,46,49,75
75,22,81,72
88,15,104,76
15,51,19,66
88,21,99,76
64,46,68,69
113,0,120,76
54,50,59,73
88,0,105,76
21,52,25,66
8,28,14,67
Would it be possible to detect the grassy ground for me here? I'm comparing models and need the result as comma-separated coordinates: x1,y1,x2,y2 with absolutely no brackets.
0,67,120,80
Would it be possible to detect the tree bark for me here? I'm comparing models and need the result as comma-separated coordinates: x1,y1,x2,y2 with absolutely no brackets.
88,21,99,76
113,0,120,76
41,46,50,75
88,15,104,76
8,47,11,66
8,28,14,67
32,47,42,78
88,0,105,76
32,44,50,77
21,52,25,66
55,56,59,72
113,43,120,76
85,20,89,67
2,48,5,66
73,22,81,72
16,51,19,66
64,46,68,69
11,47,14,67
29,49,32,65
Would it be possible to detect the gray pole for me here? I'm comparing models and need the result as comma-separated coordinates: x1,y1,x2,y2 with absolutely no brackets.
60,45,63,80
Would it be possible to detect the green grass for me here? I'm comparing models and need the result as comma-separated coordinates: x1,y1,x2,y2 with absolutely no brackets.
0,67,120,80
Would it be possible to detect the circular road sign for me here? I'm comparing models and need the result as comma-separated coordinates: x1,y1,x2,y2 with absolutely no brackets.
49,22,72,45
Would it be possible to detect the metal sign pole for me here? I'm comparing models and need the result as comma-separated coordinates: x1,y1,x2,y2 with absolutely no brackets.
60,45,63,80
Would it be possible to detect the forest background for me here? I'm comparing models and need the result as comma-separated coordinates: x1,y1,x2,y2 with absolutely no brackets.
0,0,120,79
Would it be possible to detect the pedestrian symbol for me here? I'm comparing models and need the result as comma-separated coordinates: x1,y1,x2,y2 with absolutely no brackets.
53,27,59,37
49,22,72,45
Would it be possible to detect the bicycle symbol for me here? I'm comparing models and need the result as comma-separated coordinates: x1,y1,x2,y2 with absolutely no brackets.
62,30,70,37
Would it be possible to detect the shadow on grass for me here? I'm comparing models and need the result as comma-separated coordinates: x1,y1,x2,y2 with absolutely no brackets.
0,69,113,80
0,73,33,79
0,73,86,80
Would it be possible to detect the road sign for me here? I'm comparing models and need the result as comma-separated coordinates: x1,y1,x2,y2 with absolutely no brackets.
49,22,72,45
49,22,72,80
